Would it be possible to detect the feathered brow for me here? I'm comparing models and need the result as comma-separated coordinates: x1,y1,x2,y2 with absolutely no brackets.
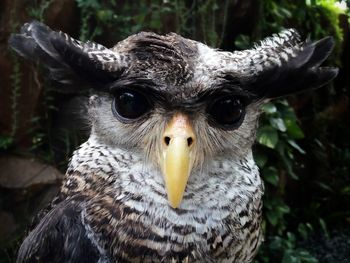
107,75,255,114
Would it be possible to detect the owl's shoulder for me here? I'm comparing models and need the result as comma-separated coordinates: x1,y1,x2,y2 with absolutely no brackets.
17,198,101,263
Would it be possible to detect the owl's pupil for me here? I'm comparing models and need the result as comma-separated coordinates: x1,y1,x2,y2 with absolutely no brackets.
113,90,150,120
208,97,244,128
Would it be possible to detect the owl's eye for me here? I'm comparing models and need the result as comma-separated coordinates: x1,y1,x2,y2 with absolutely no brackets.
207,96,245,128
112,89,151,121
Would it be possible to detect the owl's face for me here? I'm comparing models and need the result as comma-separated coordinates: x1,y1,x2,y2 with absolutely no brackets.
10,23,337,208
86,31,336,208
89,58,262,207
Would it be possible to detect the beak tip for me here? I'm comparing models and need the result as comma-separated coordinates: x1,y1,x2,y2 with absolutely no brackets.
168,196,183,209
169,202,180,209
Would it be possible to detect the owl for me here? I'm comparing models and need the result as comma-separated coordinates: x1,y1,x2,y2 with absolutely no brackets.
10,21,337,263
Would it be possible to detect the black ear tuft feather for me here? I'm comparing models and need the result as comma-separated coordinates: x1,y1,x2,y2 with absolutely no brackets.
305,37,335,68
245,34,338,99
9,21,123,92
50,33,118,85
9,22,69,77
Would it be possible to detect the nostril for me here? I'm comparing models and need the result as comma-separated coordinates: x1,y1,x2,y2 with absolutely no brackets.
164,136,171,146
187,137,194,147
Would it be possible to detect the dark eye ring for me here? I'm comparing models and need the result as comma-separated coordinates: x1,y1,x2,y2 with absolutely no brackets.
112,88,151,122
207,96,245,129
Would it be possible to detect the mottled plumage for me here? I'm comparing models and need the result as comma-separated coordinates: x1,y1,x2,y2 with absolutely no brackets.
10,21,337,263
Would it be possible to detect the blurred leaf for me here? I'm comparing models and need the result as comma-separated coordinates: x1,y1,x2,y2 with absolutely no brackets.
276,142,299,179
341,185,350,195
97,9,114,22
76,0,100,9
262,103,277,114
319,218,329,238
257,126,279,149
286,148,294,159
297,250,318,262
277,204,291,214
279,7,292,18
266,210,279,226
150,12,162,29
263,166,279,186
269,236,283,250
30,116,41,123
315,181,334,192
0,135,14,150
234,34,251,49
287,139,306,154
270,117,287,132
298,223,310,240
282,251,300,263
285,119,305,139
254,152,268,168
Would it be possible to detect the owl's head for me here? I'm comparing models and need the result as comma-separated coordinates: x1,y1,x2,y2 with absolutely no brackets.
10,21,337,208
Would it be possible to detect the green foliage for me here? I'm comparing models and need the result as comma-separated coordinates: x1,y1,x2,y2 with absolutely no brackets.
1,0,23,151
74,0,230,46
257,232,319,263
256,100,306,178
257,0,345,63
76,0,103,41
251,1,348,262
253,99,312,262
0,135,14,150
9,54,21,140
27,0,54,21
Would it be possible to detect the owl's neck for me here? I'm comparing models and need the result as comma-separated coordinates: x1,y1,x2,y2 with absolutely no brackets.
63,136,264,261
65,135,261,212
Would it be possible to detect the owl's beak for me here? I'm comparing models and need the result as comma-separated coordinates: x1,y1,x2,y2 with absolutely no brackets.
161,113,195,208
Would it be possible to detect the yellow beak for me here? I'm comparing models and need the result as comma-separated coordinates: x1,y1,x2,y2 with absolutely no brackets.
161,113,195,208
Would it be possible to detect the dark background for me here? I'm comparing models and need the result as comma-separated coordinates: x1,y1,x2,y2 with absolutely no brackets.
0,0,349,262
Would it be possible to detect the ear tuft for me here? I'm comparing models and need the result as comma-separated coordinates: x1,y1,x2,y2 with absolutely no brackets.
232,29,338,99
9,20,124,92
305,37,335,68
